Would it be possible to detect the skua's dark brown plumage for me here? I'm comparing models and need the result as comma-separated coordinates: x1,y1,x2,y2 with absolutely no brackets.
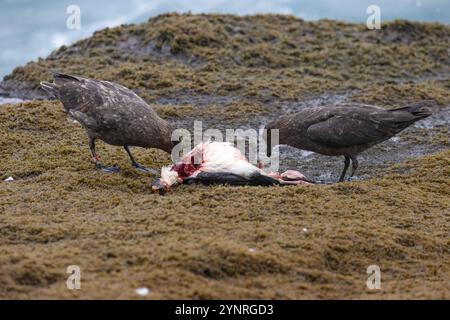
265,102,433,182
41,73,175,173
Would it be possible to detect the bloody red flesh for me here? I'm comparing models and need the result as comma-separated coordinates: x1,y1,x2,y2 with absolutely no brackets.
170,154,203,179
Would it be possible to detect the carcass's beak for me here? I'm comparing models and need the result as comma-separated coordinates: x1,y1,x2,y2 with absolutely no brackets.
151,179,168,195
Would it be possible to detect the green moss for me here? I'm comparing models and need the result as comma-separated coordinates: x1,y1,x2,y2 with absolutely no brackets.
3,14,449,102
351,80,450,107
0,100,449,299
0,14,449,300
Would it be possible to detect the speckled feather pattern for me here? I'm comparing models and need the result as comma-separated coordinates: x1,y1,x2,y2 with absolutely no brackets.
267,102,432,157
46,73,174,152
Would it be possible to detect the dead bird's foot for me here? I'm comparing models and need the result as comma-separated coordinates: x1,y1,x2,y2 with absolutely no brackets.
132,162,158,174
94,163,120,173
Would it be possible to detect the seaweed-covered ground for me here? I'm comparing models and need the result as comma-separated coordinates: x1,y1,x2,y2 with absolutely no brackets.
0,14,449,299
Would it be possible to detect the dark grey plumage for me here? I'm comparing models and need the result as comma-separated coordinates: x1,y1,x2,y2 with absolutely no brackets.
265,101,433,182
41,72,175,173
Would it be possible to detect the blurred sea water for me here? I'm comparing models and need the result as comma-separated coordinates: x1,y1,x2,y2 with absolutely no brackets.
0,97,23,104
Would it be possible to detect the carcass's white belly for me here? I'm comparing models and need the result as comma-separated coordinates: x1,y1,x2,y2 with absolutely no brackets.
193,142,262,179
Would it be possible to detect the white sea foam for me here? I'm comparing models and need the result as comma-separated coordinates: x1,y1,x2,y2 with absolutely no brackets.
0,97,23,105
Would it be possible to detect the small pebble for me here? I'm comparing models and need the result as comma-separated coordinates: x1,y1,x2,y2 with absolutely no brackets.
67,117,80,124
135,287,150,296
248,248,256,253
4,176,14,182
302,228,308,233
